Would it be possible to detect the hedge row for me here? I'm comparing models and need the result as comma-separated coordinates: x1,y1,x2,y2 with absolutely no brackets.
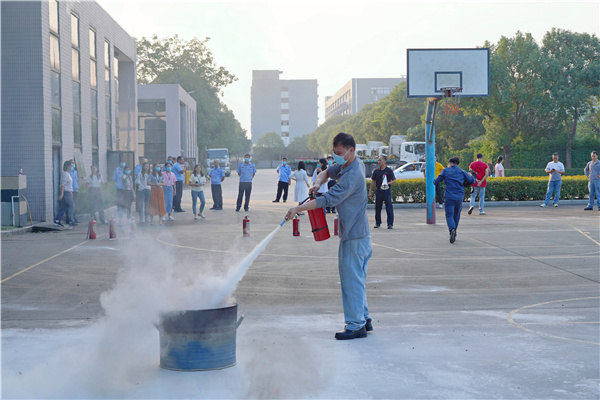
504,169,586,177
368,176,590,203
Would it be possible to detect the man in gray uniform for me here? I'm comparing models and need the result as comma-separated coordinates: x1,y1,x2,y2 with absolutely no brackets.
285,132,372,340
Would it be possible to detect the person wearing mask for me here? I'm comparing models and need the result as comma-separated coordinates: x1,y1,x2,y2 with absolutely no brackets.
540,152,565,208
112,160,126,221
468,153,490,215
326,155,337,214
583,151,600,211
172,156,186,213
136,162,151,223
148,164,166,225
285,132,373,340
273,157,291,203
434,157,475,244
162,162,177,221
54,160,76,227
369,155,396,229
119,165,135,224
312,158,330,211
494,156,505,178
236,153,257,212
86,164,108,224
208,159,225,210
189,164,206,219
68,160,80,224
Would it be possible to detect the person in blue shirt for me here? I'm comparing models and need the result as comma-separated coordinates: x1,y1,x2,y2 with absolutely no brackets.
285,132,372,341
434,157,475,244
236,153,257,212
273,157,291,202
208,159,225,210
172,156,186,212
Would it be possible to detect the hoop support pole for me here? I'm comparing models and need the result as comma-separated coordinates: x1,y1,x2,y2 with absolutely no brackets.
425,99,439,225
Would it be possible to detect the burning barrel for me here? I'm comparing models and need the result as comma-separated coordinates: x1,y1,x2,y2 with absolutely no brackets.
156,304,243,371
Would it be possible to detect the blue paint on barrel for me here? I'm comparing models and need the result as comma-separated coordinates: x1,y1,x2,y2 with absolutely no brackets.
158,304,242,371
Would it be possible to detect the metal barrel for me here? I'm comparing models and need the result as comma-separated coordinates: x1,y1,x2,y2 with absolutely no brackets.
157,304,242,371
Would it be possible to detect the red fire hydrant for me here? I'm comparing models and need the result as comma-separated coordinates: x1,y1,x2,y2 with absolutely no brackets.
243,215,250,237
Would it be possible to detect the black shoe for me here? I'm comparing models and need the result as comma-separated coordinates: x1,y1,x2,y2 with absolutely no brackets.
69,222,78,227
584,207,593,210
365,318,373,333
387,225,393,229
235,207,240,212
450,229,456,244
244,208,249,212
335,326,367,340
468,206,474,215
54,220,64,227
283,200,287,203
174,209,185,213
373,224,380,229
272,200,279,203
210,207,217,210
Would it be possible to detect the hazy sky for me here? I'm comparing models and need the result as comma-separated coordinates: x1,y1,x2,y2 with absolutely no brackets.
97,0,599,136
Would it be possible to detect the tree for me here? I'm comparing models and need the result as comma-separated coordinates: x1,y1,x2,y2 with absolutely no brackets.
254,132,285,166
136,35,250,160
541,29,600,167
286,134,321,160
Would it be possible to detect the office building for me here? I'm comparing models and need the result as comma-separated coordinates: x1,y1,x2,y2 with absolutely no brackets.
1,0,137,222
251,70,318,146
138,84,197,165
324,77,406,120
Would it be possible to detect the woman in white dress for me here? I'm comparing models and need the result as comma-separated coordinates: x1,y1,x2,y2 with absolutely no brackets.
290,161,311,210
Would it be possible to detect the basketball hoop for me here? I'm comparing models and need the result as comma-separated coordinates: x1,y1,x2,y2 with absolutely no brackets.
441,87,462,115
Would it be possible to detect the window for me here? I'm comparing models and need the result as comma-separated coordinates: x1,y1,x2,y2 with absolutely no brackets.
71,14,79,47
51,71,61,106
89,29,96,59
49,2,61,144
50,35,60,71
72,14,81,147
71,48,80,81
90,28,98,148
52,108,61,143
104,40,111,149
138,100,167,161
49,0,59,34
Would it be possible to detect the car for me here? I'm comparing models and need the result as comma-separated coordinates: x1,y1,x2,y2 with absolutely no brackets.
393,162,425,180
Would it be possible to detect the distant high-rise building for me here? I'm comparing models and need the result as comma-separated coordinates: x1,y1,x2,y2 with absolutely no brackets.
251,70,318,146
324,77,406,121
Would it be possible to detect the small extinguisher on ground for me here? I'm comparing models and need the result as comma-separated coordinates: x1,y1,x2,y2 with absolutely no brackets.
293,215,300,236
243,215,250,237
109,218,117,240
87,217,97,239
334,215,338,236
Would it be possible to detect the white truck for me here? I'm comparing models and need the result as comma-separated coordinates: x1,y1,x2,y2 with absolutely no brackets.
357,136,426,177
206,148,231,177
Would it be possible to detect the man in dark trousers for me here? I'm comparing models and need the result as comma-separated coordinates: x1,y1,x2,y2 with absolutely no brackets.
285,132,372,340
434,157,475,244
368,155,396,229
236,153,257,212
273,157,291,202
172,156,186,212
208,159,225,210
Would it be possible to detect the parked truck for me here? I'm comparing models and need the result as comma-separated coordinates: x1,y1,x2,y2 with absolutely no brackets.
357,136,426,177
206,148,231,177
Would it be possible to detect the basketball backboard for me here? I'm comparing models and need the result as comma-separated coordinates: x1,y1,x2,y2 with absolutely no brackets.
406,48,490,98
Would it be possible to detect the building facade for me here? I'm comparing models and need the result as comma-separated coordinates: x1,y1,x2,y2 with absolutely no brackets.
251,70,318,146
1,0,137,222
324,77,406,121
137,84,198,166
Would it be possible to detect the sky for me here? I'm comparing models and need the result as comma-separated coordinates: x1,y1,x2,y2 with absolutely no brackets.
96,0,600,137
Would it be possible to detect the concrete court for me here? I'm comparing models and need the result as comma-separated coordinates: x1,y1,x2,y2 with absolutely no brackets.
1,170,599,399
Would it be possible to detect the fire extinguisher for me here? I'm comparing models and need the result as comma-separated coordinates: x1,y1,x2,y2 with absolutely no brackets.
129,217,136,238
333,215,338,236
243,215,250,237
87,217,97,239
306,194,330,242
293,215,300,236
109,218,117,240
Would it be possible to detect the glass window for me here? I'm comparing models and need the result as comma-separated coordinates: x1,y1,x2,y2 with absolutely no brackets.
72,81,80,113
104,41,110,68
106,123,112,149
105,96,111,121
114,57,119,78
49,0,59,34
105,68,110,94
50,34,60,71
91,89,97,116
71,14,79,47
91,119,98,148
51,70,60,106
72,48,79,81
89,29,96,59
90,59,97,88
52,108,61,143
73,114,81,147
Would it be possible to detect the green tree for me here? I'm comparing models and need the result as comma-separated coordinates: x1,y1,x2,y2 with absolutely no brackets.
254,132,285,166
541,28,600,167
286,134,321,160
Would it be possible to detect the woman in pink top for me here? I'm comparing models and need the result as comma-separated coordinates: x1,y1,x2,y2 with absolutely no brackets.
162,162,177,221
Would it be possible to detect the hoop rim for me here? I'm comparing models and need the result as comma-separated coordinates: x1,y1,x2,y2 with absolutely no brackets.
440,87,463,97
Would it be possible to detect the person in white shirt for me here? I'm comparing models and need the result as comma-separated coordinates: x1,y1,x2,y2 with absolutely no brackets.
494,156,505,177
189,164,207,220
541,153,565,207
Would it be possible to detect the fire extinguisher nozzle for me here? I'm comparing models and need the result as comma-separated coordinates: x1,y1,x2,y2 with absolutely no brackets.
279,219,287,226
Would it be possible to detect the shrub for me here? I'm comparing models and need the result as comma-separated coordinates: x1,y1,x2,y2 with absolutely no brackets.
505,168,585,177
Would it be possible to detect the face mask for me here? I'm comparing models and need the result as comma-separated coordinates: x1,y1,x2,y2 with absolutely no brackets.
327,160,333,165
282,161,287,165
245,158,250,163
125,170,131,175
120,163,125,168
332,148,350,165
155,167,161,172
71,165,75,171
166,167,172,172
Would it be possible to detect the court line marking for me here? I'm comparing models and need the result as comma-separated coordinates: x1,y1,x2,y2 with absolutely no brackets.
570,224,600,246
1,237,93,284
506,297,600,346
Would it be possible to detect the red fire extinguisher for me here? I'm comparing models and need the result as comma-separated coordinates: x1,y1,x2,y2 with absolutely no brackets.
243,215,250,237
307,195,330,242
334,216,338,236
87,218,97,239
109,218,117,240
293,215,300,236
